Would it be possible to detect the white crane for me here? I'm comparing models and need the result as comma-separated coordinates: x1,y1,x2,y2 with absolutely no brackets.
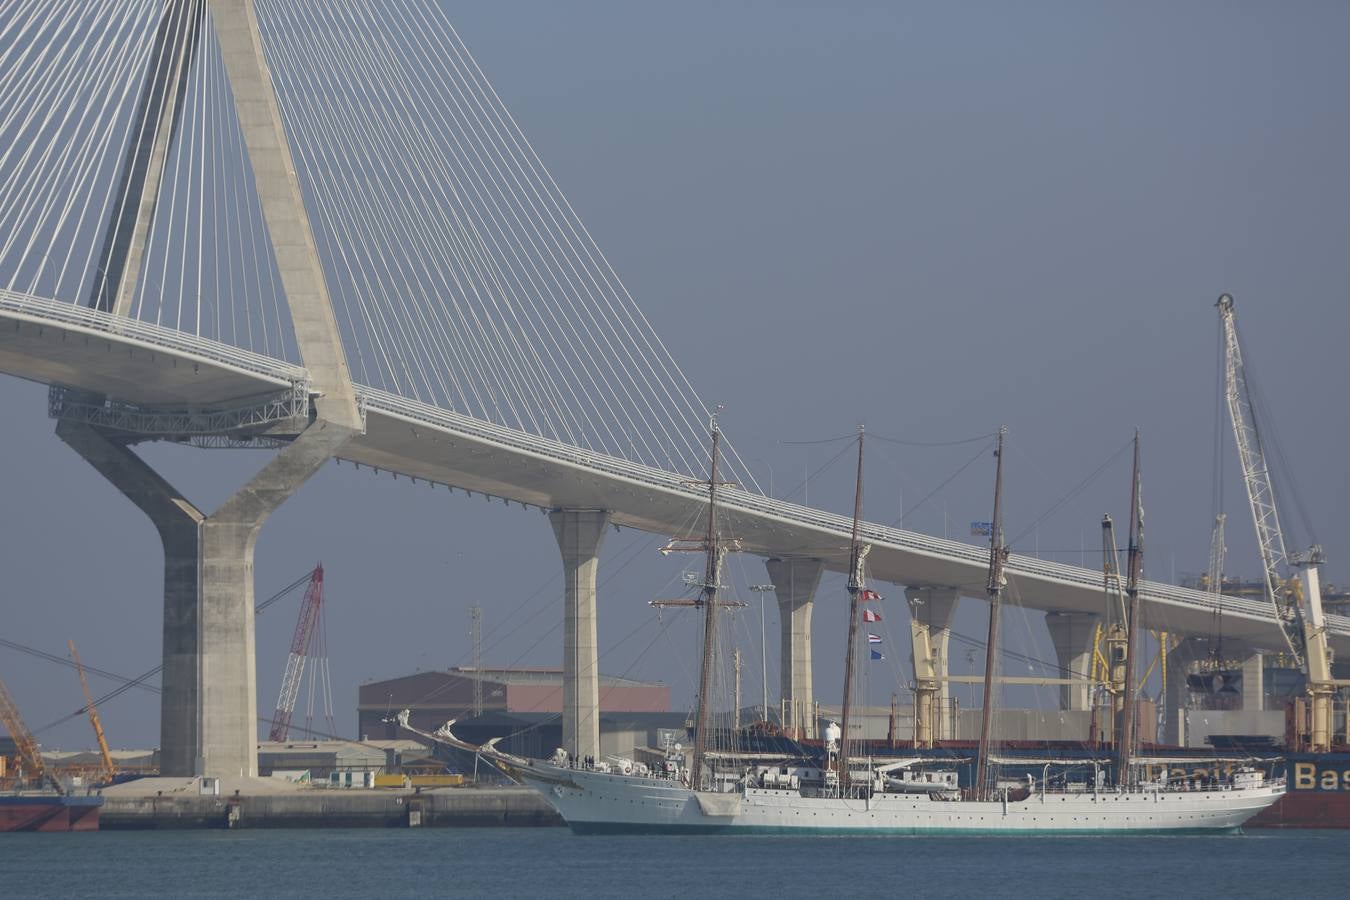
1217,293,1337,750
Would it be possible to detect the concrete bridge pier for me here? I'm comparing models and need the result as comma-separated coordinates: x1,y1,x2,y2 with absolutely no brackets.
765,557,823,739
549,508,609,762
1241,649,1264,711
906,586,958,746
1045,611,1100,711
57,419,353,777
1162,636,1207,746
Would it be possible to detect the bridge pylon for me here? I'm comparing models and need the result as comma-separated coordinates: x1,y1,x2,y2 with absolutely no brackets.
765,557,824,740
907,586,958,746
549,509,610,764
57,0,360,778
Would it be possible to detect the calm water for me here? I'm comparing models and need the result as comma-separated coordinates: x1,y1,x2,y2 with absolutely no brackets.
3,827,1349,899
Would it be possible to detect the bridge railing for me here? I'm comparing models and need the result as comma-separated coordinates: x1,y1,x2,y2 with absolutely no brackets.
0,289,307,385
357,386,1310,630
722,484,1282,623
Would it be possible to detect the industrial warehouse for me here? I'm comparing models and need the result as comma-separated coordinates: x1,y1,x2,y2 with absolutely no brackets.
358,667,684,764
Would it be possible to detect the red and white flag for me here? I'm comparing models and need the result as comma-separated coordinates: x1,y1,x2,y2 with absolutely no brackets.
859,589,882,601
863,609,882,623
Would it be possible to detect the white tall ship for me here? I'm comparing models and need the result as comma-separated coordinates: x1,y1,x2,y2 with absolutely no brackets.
497,751,1281,836
417,424,1284,835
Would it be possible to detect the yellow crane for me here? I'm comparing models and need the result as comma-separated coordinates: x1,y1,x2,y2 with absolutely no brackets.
68,641,116,783
0,672,61,793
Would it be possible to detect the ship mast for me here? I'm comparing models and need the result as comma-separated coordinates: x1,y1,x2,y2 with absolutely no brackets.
689,416,725,790
838,427,866,792
1116,430,1144,786
973,426,1009,801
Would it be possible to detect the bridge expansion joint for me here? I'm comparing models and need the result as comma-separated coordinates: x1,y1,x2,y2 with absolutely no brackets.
47,380,312,446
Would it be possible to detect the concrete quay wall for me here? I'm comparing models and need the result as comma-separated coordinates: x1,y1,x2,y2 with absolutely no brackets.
101,787,562,830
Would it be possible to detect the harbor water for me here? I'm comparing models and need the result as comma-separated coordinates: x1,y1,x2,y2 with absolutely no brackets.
3,827,1350,899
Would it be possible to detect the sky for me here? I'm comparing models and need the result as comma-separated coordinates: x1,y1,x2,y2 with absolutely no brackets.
2,0,1348,751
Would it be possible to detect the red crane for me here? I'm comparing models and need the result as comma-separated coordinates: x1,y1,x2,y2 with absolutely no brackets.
268,564,335,742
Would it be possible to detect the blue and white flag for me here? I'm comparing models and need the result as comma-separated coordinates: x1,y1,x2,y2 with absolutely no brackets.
870,649,885,661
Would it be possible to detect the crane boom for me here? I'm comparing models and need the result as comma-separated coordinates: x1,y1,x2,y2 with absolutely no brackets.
1216,294,1303,664
0,673,60,794
69,640,116,782
269,564,325,742
1217,293,1336,750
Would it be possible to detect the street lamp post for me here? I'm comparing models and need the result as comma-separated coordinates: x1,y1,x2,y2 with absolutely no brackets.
753,458,775,498
749,584,776,723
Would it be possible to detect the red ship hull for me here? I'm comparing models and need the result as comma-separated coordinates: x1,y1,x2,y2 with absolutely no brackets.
0,795,102,832
1250,791,1350,828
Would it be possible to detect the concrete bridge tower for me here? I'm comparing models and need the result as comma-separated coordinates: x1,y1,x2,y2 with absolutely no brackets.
58,0,360,777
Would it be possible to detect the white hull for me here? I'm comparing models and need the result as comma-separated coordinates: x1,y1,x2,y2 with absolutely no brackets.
518,764,1284,835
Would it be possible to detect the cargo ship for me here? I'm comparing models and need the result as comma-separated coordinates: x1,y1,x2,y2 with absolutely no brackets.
0,793,102,832
1247,752,1350,827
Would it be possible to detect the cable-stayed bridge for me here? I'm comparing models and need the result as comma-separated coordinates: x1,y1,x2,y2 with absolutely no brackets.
1,1,1343,776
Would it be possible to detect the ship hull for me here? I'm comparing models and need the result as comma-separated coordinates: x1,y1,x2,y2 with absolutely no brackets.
1250,791,1350,828
0,795,102,832
519,764,1282,836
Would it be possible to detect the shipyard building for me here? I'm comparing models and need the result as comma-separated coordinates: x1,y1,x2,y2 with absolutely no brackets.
359,667,683,761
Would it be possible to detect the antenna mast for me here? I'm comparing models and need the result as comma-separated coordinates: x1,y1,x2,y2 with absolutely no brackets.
471,605,484,717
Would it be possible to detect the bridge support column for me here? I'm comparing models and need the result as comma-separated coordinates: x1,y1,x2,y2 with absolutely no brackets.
765,557,823,740
1162,637,1206,746
549,509,609,763
906,586,958,746
1045,612,1099,712
56,419,353,777
1241,650,1264,712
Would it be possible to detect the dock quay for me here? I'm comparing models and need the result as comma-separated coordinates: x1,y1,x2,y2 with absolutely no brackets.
97,778,561,830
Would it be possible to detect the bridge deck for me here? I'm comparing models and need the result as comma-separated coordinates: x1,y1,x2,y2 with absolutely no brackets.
2,293,1344,653
0,291,304,404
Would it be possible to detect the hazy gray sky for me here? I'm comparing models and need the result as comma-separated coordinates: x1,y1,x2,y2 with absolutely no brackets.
2,1,1348,750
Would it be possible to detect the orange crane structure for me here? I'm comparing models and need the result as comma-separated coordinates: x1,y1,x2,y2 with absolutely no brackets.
0,673,61,794
68,641,116,783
